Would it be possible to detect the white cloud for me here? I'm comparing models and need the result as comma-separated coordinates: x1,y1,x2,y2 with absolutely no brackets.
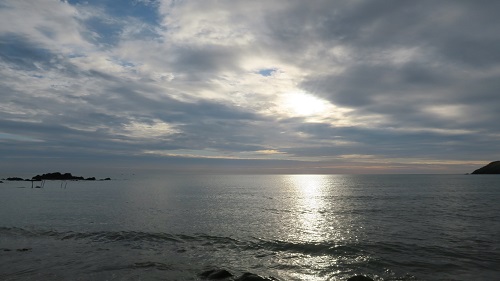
0,0,90,52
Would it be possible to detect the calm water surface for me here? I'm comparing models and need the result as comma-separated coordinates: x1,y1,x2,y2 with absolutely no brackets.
0,174,499,280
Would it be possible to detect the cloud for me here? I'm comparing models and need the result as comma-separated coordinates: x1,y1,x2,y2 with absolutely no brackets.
1,0,500,174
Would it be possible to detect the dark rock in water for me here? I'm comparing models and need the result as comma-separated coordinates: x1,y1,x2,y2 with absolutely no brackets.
347,275,374,281
471,161,500,174
200,269,233,279
235,272,277,281
16,248,32,252
86,177,96,181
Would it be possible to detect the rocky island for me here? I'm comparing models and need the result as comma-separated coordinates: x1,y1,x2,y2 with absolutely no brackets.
2,172,111,181
471,161,500,174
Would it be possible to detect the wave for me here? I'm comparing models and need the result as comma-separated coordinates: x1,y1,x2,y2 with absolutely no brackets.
0,226,246,247
0,227,183,243
0,226,364,257
247,238,363,257
4,226,497,280
5,225,493,269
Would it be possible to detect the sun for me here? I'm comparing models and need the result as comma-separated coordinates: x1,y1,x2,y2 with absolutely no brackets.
283,91,328,116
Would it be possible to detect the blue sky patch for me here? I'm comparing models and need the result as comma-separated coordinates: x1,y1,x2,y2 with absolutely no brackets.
68,0,160,25
258,68,277,77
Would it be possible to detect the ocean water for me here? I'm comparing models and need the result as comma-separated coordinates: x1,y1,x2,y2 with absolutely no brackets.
0,174,499,281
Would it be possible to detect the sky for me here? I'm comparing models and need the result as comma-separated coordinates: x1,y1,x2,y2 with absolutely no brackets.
1,0,499,175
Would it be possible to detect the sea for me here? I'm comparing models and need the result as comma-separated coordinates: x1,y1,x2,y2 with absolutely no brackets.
0,174,499,281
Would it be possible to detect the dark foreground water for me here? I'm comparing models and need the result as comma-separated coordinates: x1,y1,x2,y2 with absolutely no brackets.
0,174,499,280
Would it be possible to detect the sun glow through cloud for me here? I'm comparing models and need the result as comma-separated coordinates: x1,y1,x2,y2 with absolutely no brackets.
282,92,329,116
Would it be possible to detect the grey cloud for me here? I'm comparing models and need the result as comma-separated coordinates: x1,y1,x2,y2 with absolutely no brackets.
0,117,183,160
274,1,500,137
263,1,500,60
259,1,500,72
82,80,260,122
77,13,162,47
0,34,56,71
284,123,496,160
301,61,500,132
1,62,268,156
301,62,448,111
165,45,244,82
0,34,89,79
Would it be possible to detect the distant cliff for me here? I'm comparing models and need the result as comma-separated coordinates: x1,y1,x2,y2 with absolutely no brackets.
471,161,500,174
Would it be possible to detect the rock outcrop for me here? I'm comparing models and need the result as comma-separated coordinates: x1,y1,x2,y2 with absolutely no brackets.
471,161,500,174
4,172,111,181
234,273,278,281
200,269,233,279
198,269,374,281
199,270,277,281
32,172,85,181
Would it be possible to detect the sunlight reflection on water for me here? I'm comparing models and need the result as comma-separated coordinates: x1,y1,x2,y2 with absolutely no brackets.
286,175,329,242
278,175,373,280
